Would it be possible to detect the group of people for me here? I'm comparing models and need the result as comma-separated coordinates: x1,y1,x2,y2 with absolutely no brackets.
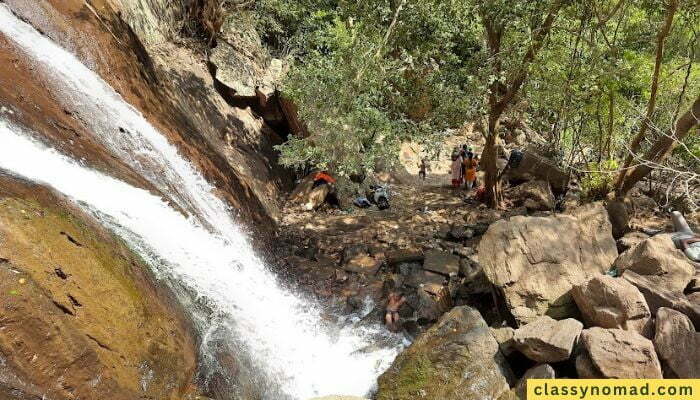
451,144,479,190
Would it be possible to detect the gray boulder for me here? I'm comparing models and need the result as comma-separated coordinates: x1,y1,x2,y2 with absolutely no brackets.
376,306,513,400
511,180,555,211
478,202,617,325
654,308,700,378
504,149,569,194
513,316,582,363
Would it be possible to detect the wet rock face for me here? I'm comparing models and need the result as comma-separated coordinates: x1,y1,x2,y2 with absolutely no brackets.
478,202,617,325
376,306,512,400
0,176,197,400
1,0,292,231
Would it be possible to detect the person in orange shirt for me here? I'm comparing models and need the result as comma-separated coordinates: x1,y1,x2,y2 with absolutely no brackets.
463,154,478,190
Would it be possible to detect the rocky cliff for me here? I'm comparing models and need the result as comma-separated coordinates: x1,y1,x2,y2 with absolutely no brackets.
1,0,292,227
0,0,298,398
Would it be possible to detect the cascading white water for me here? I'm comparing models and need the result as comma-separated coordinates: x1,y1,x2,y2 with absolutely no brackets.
0,5,402,399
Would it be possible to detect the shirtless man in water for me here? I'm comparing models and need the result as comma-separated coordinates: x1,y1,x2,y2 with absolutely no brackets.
385,292,406,332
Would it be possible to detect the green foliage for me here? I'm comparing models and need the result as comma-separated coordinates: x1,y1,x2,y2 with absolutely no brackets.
265,0,482,177
581,159,620,200
245,0,698,187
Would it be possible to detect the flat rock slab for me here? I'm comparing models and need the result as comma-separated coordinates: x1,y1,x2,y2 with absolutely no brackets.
513,316,582,363
423,249,460,276
344,255,381,274
654,308,700,378
572,274,652,337
579,327,662,378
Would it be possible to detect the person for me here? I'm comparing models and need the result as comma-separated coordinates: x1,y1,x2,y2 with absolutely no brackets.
418,158,428,180
671,211,700,262
463,153,478,190
309,170,340,208
313,170,336,187
450,148,463,188
385,292,406,332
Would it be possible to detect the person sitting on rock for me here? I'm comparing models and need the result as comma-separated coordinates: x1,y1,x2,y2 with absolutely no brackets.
671,211,700,262
385,291,406,332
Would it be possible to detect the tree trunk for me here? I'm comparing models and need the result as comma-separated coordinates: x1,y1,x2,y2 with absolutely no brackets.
618,96,700,195
483,113,503,207
615,0,678,194
479,0,564,208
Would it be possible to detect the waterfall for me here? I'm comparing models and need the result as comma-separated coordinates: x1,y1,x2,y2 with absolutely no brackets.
0,5,401,399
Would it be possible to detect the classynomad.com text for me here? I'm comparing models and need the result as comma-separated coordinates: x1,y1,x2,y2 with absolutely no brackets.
527,379,699,400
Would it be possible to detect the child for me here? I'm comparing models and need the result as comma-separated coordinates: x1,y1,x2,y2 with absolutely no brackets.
418,158,428,180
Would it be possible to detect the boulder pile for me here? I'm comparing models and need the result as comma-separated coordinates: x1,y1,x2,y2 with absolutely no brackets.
376,200,700,399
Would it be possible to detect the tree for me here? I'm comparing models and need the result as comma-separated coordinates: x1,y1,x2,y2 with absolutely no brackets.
273,0,478,178
477,0,566,207
250,0,698,206
617,95,699,195
614,0,679,196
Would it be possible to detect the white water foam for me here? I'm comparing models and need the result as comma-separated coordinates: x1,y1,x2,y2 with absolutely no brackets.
0,4,401,399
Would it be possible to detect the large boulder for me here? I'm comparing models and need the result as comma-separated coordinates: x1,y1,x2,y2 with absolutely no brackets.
654,308,700,378
577,328,662,378
504,149,569,194
478,202,617,325
304,185,331,211
376,306,513,400
614,234,694,293
513,316,582,363
572,275,652,337
623,271,700,327
511,180,555,211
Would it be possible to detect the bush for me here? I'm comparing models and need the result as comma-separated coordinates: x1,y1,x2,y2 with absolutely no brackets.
581,160,619,200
